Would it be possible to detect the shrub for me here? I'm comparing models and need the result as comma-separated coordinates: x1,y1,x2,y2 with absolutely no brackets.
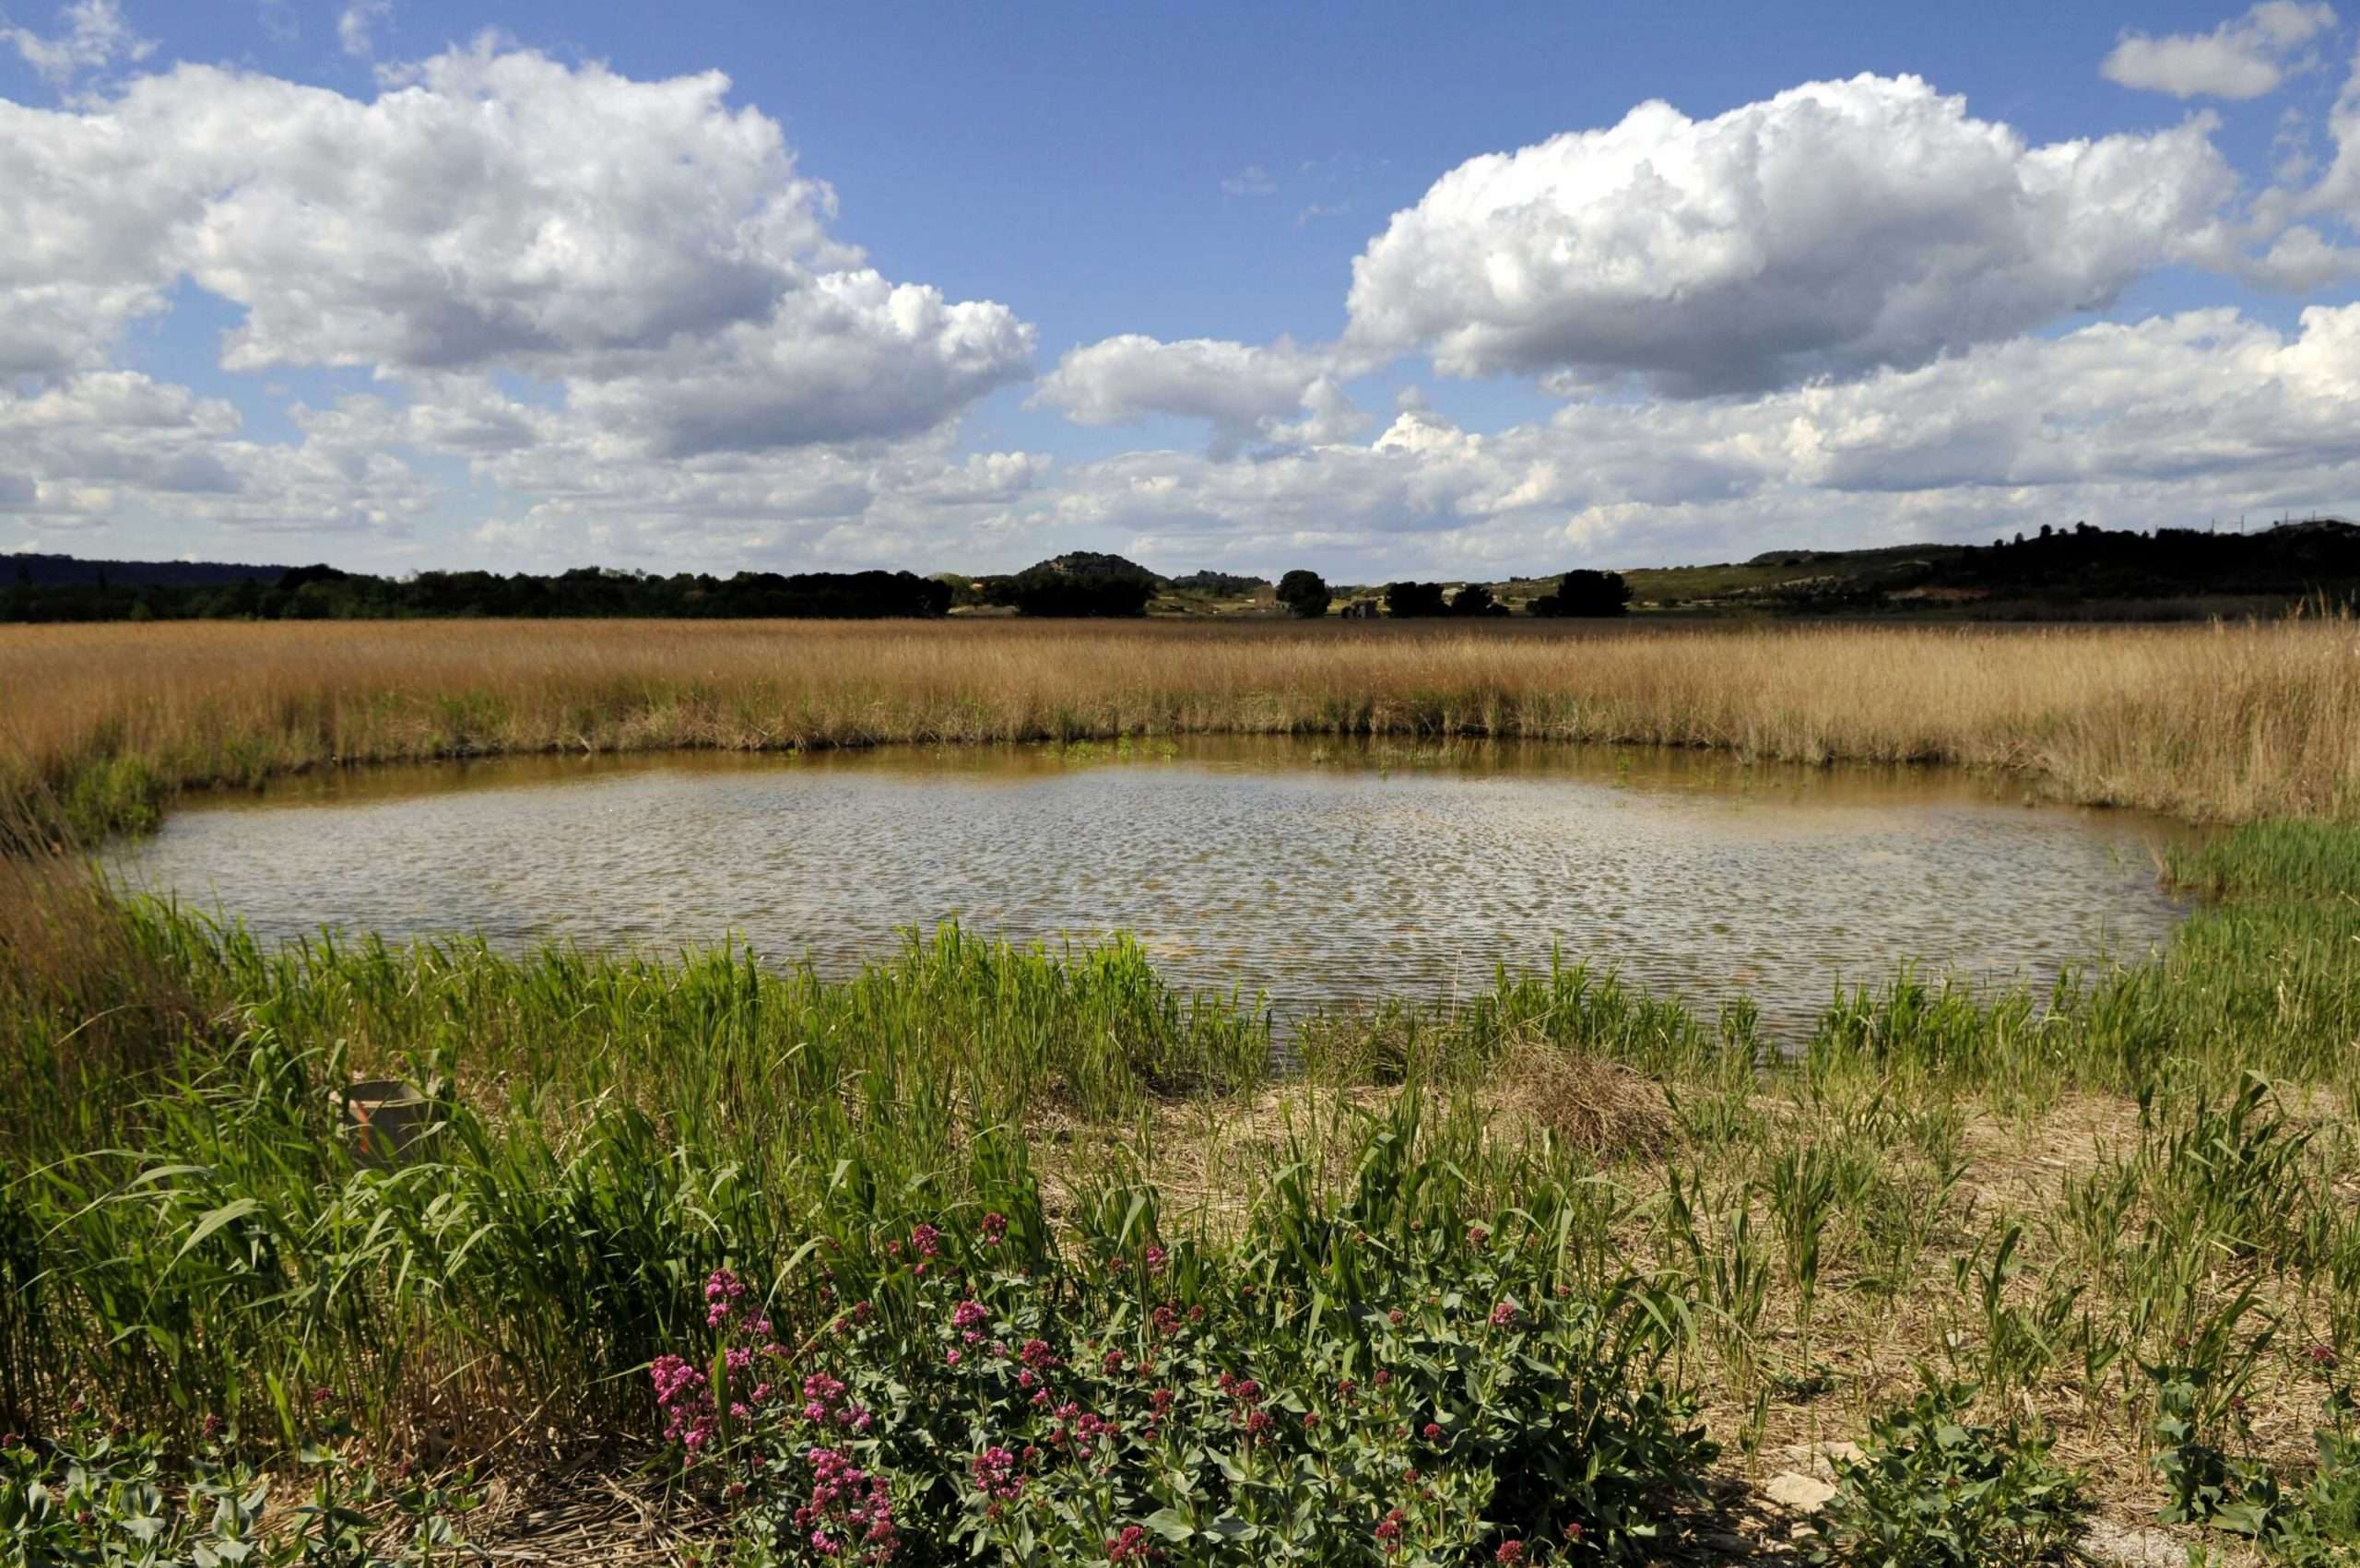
2174,1361,2360,1566
1814,1381,2088,1568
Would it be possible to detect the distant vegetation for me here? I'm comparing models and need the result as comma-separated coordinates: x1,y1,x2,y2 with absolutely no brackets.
985,552,1163,618
15,518,2356,625
1381,581,1446,617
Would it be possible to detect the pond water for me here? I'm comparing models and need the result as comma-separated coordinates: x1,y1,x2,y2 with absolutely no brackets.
112,737,2195,1030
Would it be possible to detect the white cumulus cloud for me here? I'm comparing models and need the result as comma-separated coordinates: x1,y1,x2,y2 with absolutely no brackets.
337,1,391,59
2102,3,2337,100
1341,74,2236,395
0,41,1035,422
0,39,1038,558
4,0,150,88
1032,335,1365,454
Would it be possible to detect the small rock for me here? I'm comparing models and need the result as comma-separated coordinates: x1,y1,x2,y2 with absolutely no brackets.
1763,1472,1838,1514
2081,1521,2185,1567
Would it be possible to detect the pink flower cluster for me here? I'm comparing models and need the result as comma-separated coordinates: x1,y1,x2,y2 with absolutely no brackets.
796,1445,900,1562
1105,1523,1152,1562
704,1266,748,1328
650,1354,717,1453
1214,1372,1274,1442
800,1371,872,1433
972,1444,1030,1503
654,1268,799,1456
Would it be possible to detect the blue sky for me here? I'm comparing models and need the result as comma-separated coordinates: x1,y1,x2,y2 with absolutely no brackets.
4,0,2358,577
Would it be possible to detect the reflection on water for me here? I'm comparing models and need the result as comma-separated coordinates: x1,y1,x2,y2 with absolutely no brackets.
113,737,2195,1030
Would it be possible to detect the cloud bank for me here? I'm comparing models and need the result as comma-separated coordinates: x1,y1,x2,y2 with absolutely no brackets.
3,15,2357,577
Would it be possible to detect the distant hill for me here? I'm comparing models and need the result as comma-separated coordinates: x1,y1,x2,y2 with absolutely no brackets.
1030,551,1165,587
1482,522,2360,616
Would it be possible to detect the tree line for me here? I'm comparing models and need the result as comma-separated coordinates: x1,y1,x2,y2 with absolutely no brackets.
1274,569,1632,619
3,553,1637,622
0,562,954,622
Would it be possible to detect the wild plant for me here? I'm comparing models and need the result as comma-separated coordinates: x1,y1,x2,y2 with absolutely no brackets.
1850,1152,1966,1301
1946,1224,2083,1402
2146,1284,2277,1529
1764,1143,1842,1331
0,1418,482,1567
1812,1379,2089,1568
2153,1074,2316,1266
1662,1167,1770,1395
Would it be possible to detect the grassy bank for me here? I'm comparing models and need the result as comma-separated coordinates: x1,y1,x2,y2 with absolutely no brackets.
6,616,2360,836
1,813,2357,1562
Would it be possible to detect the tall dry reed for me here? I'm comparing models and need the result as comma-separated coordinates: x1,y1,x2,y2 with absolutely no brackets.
5,615,2357,826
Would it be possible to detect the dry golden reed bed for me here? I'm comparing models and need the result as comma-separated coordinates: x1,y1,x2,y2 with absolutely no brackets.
6,614,2359,823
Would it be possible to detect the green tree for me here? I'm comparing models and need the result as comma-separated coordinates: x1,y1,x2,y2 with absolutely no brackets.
1275,569,1331,619
1449,582,1502,617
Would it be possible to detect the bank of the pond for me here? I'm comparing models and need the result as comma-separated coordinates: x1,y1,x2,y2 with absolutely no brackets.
2,819,2357,1562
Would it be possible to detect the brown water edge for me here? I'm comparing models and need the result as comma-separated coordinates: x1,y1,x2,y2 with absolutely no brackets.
108,735,2200,1034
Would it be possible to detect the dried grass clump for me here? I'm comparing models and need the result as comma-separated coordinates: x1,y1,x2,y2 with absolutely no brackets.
1488,1041,1674,1160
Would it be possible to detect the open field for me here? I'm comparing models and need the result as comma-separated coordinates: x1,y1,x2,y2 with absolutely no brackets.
6,615,2360,835
3,618,2360,1563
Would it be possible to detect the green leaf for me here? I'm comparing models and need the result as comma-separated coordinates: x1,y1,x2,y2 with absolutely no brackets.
174,1199,260,1262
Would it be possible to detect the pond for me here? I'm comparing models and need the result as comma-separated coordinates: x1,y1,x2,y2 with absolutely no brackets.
112,737,2195,1030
